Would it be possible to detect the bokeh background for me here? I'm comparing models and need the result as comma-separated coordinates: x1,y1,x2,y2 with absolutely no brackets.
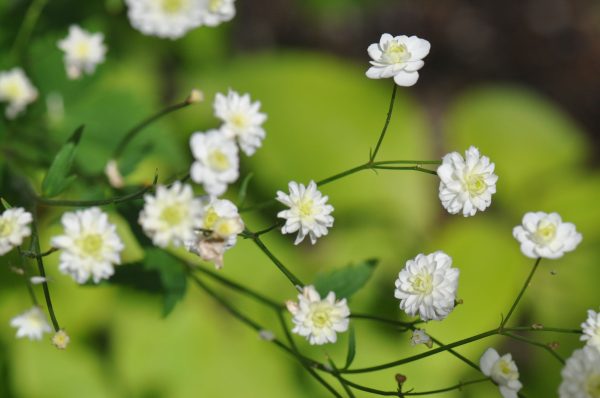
1,0,600,397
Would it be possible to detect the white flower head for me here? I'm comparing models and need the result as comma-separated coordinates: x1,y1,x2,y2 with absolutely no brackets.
581,308,600,352
366,33,431,87
286,285,350,345
276,181,334,245
139,182,204,248
437,146,498,217
190,129,239,196
185,197,244,269
125,0,205,39
0,207,32,255
57,25,107,79
0,68,38,119
52,329,70,350
51,207,124,284
10,307,52,341
480,348,523,398
394,251,459,321
513,212,582,259
199,0,236,26
214,89,267,156
559,346,600,397
410,328,433,348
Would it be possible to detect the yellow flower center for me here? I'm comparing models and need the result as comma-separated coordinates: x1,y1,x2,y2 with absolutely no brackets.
213,218,241,238
298,198,314,218
466,174,487,195
160,205,184,227
77,233,104,258
203,207,219,229
208,0,222,12
75,41,91,58
311,308,332,328
0,219,14,238
208,149,230,171
4,80,23,100
161,0,185,13
411,272,433,295
230,113,248,130
383,41,411,64
535,221,557,244
586,373,600,398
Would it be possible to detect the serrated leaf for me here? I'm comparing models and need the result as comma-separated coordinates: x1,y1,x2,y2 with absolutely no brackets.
41,125,84,197
343,325,356,370
313,258,378,299
143,248,187,317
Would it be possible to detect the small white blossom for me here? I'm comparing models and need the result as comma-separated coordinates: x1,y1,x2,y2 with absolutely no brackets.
10,307,52,341
51,207,124,284
52,329,70,350
185,197,244,269
559,346,600,397
366,33,430,87
57,25,107,79
125,0,205,39
0,207,32,256
0,68,38,119
480,348,523,398
410,329,433,348
394,251,459,321
513,212,582,259
437,146,498,217
581,308,600,352
30,276,48,285
199,0,236,26
139,182,203,248
190,129,239,196
286,285,350,345
276,181,334,245
214,89,267,156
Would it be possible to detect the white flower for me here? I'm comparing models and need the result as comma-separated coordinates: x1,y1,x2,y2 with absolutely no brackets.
276,181,334,245
286,285,350,345
10,307,52,341
0,207,32,255
190,129,239,196
199,0,235,26
139,182,203,248
513,212,582,259
57,25,107,79
410,328,433,348
214,89,267,156
0,68,38,119
52,329,70,350
366,33,431,87
394,251,459,321
480,348,523,398
581,308,600,352
51,207,124,284
559,346,600,397
437,146,498,217
185,197,244,269
125,0,205,39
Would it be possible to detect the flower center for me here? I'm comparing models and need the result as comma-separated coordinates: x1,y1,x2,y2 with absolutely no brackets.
311,308,332,328
0,219,14,238
230,113,249,131
75,41,91,58
586,373,600,398
383,41,411,64
411,272,433,294
208,0,222,12
466,174,487,195
492,359,518,382
213,218,242,238
534,220,557,244
4,80,23,100
77,233,104,258
203,207,219,229
160,204,184,227
207,149,230,171
161,0,185,13
298,198,314,218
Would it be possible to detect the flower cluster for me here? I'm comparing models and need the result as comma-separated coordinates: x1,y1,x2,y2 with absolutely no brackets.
0,68,38,119
58,25,107,79
0,207,32,255
479,348,522,398
10,307,52,341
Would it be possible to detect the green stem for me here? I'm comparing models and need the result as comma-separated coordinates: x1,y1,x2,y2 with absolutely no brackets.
339,376,489,397
505,326,581,334
370,83,398,162
502,331,565,364
249,233,304,288
20,247,58,258
501,258,542,328
10,0,48,62
15,247,38,306
372,165,438,175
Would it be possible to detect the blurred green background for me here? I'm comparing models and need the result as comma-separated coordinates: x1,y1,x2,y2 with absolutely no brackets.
1,0,599,397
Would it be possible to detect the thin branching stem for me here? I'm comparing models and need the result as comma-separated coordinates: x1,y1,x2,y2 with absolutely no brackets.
370,83,398,162
15,247,39,306
502,331,565,364
501,258,542,328
248,232,304,288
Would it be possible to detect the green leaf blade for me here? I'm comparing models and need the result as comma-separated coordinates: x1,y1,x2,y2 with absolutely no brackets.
313,258,378,300
41,125,84,198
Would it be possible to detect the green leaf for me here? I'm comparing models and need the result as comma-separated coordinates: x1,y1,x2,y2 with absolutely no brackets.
143,248,187,317
313,258,378,299
41,125,84,197
237,172,254,207
0,198,11,210
343,325,356,370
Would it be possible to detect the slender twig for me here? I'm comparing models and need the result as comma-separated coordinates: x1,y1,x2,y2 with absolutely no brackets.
501,258,542,328
248,233,304,288
502,331,565,364
15,248,39,306
505,326,581,334
372,165,438,176
370,83,398,162
10,0,48,62
338,376,489,397
20,247,58,259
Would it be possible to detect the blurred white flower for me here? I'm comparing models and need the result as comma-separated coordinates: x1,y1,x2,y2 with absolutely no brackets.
214,89,267,156
10,307,52,341
57,25,107,79
51,207,124,284
0,207,32,256
199,0,236,26
559,346,600,397
286,285,350,345
480,348,523,398
394,251,459,321
190,129,239,196
410,329,433,348
0,68,38,119
581,308,600,352
104,159,125,188
437,146,498,217
513,211,582,259
30,276,48,285
185,197,244,269
52,329,70,350
276,181,334,245
366,33,430,87
125,0,205,39
139,182,203,248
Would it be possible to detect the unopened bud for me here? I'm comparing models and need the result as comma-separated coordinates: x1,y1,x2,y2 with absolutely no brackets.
186,89,204,104
548,341,560,350
104,159,125,188
532,323,544,330
30,276,47,285
259,330,275,341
